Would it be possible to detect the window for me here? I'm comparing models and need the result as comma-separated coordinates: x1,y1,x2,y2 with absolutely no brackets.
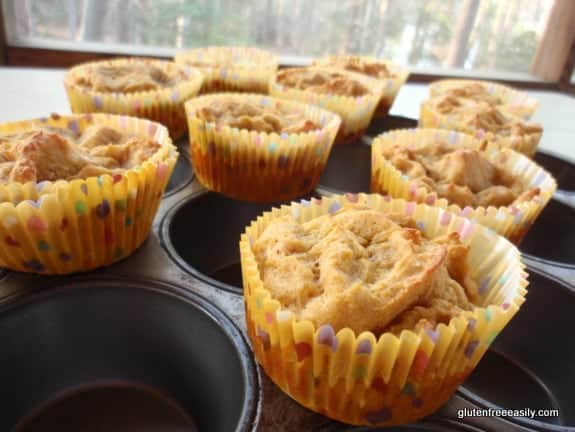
0,0,562,78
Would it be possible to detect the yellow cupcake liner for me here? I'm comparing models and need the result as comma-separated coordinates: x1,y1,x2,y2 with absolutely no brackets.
371,128,556,244
0,113,177,274
312,56,409,118
419,101,542,157
175,46,278,94
185,93,341,202
64,58,203,140
429,79,539,120
270,67,384,144
240,193,527,426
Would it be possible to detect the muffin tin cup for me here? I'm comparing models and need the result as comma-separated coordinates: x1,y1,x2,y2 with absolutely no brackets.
318,116,418,194
0,277,259,432
64,58,203,140
164,144,194,197
520,198,575,269
14,383,198,431
175,46,278,94
534,149,575,192
419,102,542,158
270,67,384,144
0,114,177,274
160,191,303,294
458,268,575,431
184,93,341,202
428,79,539,120
240,193,527,427
311,56,410,119
371,129,557,244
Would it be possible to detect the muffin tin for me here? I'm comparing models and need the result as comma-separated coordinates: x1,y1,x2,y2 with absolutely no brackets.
0,123,574,431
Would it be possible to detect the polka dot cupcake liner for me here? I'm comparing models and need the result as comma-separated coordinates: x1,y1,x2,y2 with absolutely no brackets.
64,58,203,140
184,93,341,202
419,101,542,157
175,46,278,94
429,79,539,120
240,193,528,426
0,113,177,274
371,128,556,244
270,67,384,144
312,56,410,118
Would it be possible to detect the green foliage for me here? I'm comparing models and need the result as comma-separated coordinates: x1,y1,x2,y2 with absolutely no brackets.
494,30,538,73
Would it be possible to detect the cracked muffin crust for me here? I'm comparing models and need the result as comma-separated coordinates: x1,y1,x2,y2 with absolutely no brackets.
0,125,161,183
276,68,370,97
381,140,540,208
196,99,321,134
72,62,187,93
313,55,396,79
252,206,477,335
427,96,542,139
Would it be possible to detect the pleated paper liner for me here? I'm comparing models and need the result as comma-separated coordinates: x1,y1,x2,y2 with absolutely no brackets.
371,128,557,244
240,193,528,426
0,114,177,274
64,58,203,140
184,93,341,202
419,101,542,157
175,46,278,94
269,67,383,144
429,79,539,120
312,55,410,118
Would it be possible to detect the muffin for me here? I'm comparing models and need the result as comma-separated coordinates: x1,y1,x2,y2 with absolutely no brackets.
185,93,341,202
175,46,278,94
270,67,383,144
241,193,527,426
64,58,203,139
420,95,542,157
0,113,177,274
429,79,538,119
371,129,556,243
313,55,409,118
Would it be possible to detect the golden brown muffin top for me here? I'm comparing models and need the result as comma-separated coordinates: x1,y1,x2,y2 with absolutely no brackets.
196,99,320,134
253,206,478,335
429,96,542,137
441,82,502,106
73,63,185,93
176,46,276,69
315,56,396,79
0,125,160,183
382,140,539,208
276,68,369,97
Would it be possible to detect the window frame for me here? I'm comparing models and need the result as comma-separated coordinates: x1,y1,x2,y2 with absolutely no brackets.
0,0,573,94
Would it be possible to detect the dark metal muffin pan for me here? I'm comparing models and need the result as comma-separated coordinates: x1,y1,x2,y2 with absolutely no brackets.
459,268,575,431
318,115,417,193
534,150,575,192
520,198,575,269
160,191,317,294
0,113,574,431
15,383,198,431
316,418,486,431
165,141,194,197
0,277,258,432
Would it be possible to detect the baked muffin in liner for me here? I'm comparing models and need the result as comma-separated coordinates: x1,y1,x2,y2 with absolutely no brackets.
270,67,383,144
175,46,278,94
64,58,203,139
240,193,527,426
371,128,556,244
184,93,341,202
312,55,409,118
429,79,539,119
419,99,542,157
0,113,177,274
